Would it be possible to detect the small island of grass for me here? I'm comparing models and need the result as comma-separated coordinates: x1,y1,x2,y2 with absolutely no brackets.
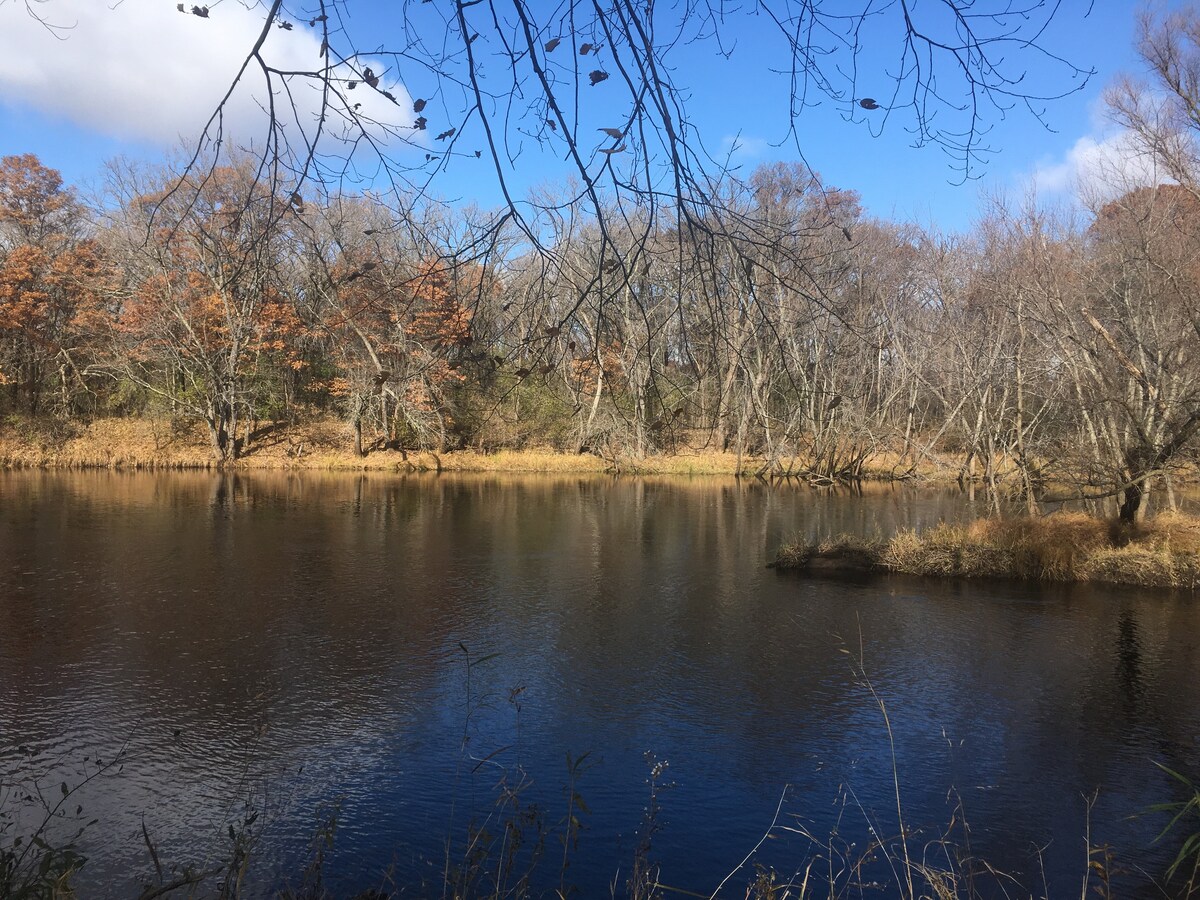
774,512,1200,590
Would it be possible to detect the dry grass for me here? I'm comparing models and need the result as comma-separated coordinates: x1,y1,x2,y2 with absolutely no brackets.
0,417,217,469
429,448,612,473
0,416,769,475
615,450,759,476
858,447,961,481
776,511,1200,589
1078,512,1200,588
1,415,993,480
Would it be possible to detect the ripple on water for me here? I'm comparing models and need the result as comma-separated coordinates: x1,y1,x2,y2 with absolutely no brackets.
1,471,1198,899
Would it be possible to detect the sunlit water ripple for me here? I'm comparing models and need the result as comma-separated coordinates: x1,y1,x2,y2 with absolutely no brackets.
1,471,1198,897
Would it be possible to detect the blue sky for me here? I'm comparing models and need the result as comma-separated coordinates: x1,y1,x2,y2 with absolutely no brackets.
0,1,1165,232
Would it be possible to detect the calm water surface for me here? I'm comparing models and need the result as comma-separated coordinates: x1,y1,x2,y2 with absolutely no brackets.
1,471,1199,897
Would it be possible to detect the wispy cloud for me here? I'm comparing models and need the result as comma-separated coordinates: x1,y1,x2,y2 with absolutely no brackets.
719,134,769,164
1030,129,1167,203
0,0,411,148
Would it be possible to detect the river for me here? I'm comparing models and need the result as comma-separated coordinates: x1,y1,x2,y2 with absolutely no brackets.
1,471,1198,897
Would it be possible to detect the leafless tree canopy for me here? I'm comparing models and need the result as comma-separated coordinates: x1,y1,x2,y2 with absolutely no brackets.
167,0,1093,234
149,0,1093,455
23,2,1200,528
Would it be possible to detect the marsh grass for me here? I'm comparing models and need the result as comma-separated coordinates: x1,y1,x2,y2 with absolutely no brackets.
2,415,991,479
1150,764,1200,899
0,416,717,474
776,511,1200,588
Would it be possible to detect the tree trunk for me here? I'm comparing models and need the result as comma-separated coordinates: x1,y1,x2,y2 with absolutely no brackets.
1118,478,1145,524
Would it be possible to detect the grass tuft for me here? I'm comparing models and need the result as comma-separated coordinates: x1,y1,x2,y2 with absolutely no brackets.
776,511,1200,589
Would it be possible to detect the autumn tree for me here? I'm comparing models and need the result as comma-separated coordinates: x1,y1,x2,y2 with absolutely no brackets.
301,195,485,454
402,260,476,443
105,158,306,460
0,155,111,416
75,0,1085,423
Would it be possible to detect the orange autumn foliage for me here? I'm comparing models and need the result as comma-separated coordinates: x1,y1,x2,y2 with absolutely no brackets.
0,155,113,407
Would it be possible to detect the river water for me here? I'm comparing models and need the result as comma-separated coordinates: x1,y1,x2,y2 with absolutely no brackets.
1,471,1198,898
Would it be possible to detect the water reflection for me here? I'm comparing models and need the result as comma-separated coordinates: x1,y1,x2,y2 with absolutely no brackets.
0,471,1198,898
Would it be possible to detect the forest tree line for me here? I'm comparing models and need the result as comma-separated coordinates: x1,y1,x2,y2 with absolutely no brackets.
7,6,1200,527
2,145,1199,522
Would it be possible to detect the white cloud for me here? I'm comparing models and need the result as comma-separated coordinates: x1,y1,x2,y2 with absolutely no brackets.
719,134,769,163
0,0,412,148
1030,130,1168,203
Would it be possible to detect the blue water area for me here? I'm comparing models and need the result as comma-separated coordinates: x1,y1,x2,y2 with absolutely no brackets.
1,471,1197,898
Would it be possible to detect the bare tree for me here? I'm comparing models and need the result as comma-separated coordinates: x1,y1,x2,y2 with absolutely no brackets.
101,157,305,460
146,0,1092,411
1107,5,1200,194
1070,186,1200,521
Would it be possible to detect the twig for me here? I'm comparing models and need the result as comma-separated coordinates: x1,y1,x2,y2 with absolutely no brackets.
708,784,789,898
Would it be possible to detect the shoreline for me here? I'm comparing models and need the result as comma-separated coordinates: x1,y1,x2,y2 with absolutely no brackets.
0,416,958,479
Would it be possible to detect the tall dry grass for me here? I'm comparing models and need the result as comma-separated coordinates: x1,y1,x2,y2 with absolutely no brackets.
0,417,764,475
776,511,1200,589
1,415,990,478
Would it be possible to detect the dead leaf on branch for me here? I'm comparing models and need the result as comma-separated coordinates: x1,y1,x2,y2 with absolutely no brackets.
413,98,427,113
588,70,609,85
545,37,561,52
436,128,455,141
191,5,209,17
859,98,880,110
414,117,427,130
599,127,624,139
599,144,626,154
363,67,380,89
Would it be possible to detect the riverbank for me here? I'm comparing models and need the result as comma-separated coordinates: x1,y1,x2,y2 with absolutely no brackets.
774,511,1200,589
0,415,956,478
